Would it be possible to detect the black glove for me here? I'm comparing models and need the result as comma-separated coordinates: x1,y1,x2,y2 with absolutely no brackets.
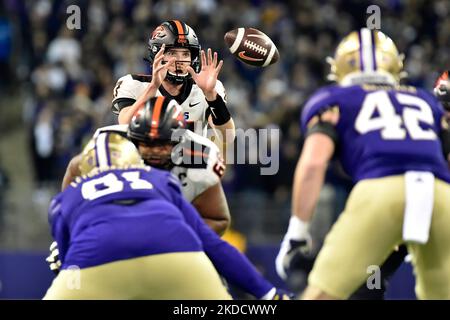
45,241,61,275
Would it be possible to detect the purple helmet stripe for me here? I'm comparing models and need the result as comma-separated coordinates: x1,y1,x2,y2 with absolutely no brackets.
358,30,365,71
371,30,377,71
104,133,111,166
94,136,100,168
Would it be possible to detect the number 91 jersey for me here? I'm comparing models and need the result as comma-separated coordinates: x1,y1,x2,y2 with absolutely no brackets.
301,84,450,183
93,126,224,202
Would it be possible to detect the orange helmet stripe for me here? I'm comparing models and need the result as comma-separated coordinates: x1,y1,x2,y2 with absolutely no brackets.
173,20,186,43
150,96,165,138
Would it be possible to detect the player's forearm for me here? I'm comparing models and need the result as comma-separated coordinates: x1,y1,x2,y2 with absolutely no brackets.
117,83,158,124
203,218,229,236
61,154,82,191
292,156,328,223
292,133,335,222
206,94,234,143
192,183,231,235
214,119,236,145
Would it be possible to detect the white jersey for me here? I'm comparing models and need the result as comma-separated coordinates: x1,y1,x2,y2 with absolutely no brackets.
111,74,227,137
93,125,222,202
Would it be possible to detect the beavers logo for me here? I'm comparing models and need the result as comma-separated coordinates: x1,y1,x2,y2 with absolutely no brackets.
151,25,165,40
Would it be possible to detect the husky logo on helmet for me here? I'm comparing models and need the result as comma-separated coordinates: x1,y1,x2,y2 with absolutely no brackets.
147,20,201,85
327,28,406,86
79,133,144,176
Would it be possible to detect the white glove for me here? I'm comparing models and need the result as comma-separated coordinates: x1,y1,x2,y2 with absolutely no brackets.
275,216,312,280
46,241,61,275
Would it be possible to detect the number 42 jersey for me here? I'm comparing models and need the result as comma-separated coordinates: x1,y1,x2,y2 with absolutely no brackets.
301,84,450,183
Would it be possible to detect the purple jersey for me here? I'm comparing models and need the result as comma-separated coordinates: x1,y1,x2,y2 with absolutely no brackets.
301,84,450,183
48,166,273,298
48,167,203,269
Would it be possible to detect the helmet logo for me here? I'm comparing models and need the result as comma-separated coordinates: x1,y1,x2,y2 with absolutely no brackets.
151,25,165,40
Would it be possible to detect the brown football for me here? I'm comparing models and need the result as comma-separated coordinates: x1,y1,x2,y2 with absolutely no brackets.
224,27,279,67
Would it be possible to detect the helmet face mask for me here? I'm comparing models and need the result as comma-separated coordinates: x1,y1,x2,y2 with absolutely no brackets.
327,28,405,86
148,20,201,85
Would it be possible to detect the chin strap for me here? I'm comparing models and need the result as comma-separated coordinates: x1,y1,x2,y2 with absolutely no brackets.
165,72,191,85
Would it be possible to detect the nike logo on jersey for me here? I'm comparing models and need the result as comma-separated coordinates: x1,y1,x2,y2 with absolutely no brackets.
238,51,264,61
189,101,200,107
210,107,217,119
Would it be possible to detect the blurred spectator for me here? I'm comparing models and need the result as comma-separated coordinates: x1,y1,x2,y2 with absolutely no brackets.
0,159,10,229
1,0,449,247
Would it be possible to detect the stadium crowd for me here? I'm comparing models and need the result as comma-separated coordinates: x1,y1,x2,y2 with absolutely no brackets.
1,0,449,245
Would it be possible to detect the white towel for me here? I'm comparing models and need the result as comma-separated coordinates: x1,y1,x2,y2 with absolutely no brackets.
403,171,434,244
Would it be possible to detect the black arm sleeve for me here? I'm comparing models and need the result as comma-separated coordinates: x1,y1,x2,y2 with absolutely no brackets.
111,98,136,115
305,120,339,146
206,95,231,126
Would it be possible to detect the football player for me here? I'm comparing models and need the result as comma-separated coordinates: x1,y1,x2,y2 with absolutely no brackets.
276,28,450,299
59,96,230,237
434,70,450,113
44,132,290,299
111,20,235,150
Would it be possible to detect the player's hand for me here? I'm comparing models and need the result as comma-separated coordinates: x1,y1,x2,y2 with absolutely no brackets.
275,216,312,280
150,44,175,89
261,287,295,300
46,241,61,275
187,48,223,101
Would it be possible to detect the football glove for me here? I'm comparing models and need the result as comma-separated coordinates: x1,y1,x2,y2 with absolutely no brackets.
275,216,312,280
261,287,295,300
46,241,61,275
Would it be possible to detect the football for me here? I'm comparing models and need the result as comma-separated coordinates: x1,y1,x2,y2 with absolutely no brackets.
224,27,279,67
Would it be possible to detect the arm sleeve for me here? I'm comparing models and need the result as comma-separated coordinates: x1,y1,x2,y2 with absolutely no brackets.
204,80,231,125
48,197,70,265
177,195,273,298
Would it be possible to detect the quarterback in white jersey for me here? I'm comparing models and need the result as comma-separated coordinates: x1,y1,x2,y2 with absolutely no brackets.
112,20,235,149
112,73,227,138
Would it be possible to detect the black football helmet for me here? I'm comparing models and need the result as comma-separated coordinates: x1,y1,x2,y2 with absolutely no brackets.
147,20,201,85
127,96,186,169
